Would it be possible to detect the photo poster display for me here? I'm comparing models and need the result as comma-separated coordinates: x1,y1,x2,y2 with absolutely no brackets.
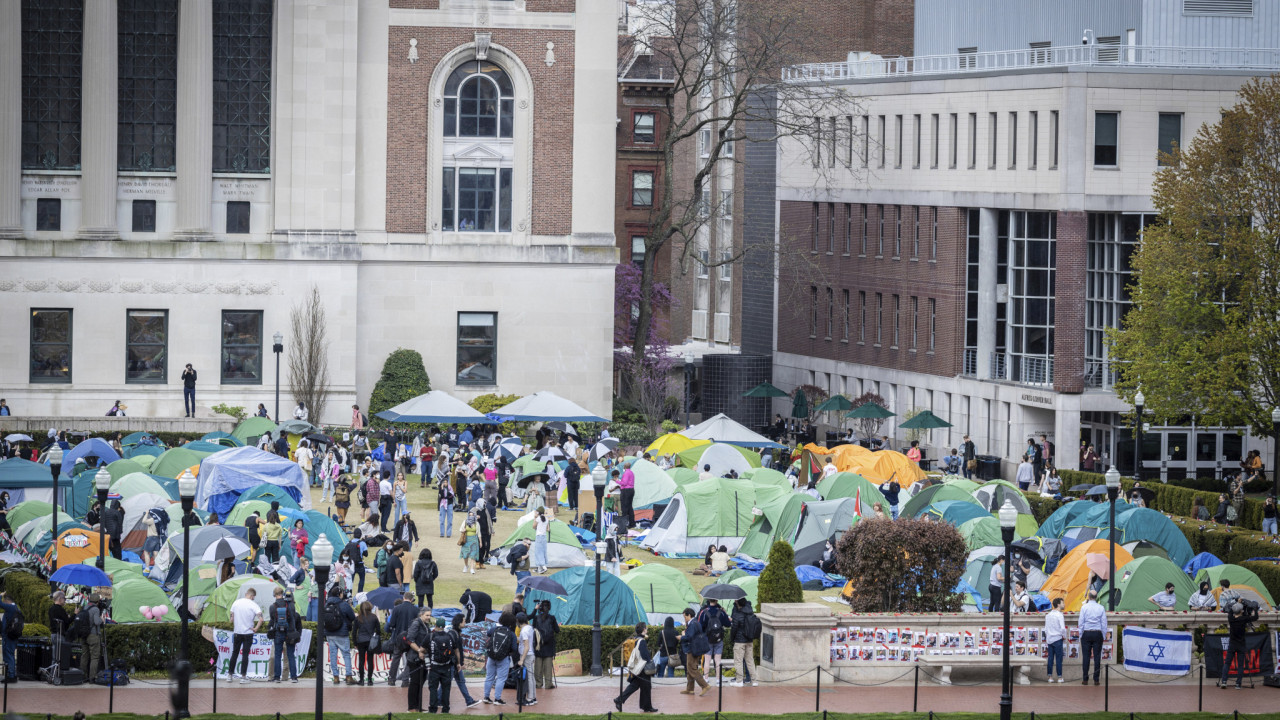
209,628,313,680
830,625,1113,663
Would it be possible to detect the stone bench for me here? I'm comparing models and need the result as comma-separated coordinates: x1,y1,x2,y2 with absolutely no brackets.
917,655,1033,686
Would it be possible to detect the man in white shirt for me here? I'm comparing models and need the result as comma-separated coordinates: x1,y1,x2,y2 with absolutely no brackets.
1148,583,1178,611
230,588,263,683
1077,589,1108,685
517,613,537,705
295,442,314,487
1010,580,1031,613
1044,597,1066,682
822,460,837,478
562,436,579,460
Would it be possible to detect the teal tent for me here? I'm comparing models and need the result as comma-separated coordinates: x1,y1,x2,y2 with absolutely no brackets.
124,444,164,461
237,482,302,510
1107,507,1194,570
287,511,348,562
182,441,232,455
922,500,992,527
1036,500,1108,539
523,565,646,627
902,484,982,518
201,432,244,448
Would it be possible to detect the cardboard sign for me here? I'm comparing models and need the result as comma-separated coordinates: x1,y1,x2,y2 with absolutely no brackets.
321,642,391,682
553,649,581,676
209,627,312,680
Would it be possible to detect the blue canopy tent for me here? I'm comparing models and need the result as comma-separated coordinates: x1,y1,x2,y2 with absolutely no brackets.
60,438,121,470
490,391,609,422
0,457,64,506
194,446,308,520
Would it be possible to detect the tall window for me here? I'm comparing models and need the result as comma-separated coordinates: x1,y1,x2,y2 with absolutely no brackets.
445,62,513,138
875,293,883,345
30,308,72,383
1157,113,1182,166
1050,110,1060,168
126,309,167,383
1029,111,1039,169
931,207,938,260
892,294,900,347
988,112,998,168
1009,211,1056,384
811,203,819,252
843,203,852,255
1094,112,1118,166
967,113,978,168
845,116,854,166
630,236,645,266
842,289,850,341
930,113,939,168
825,287,834,339
631,170,654,207
913,114,922,168
860,204,868,255
877,115,886,168
213,0,272,173
457,312,497,385
827,203,835,253
810,286,818,336
441,61,516,233
894,115,903,168
858,291,866,342
928,298,937,351
949,113,958,169
877,205,884,256
21,0,82,170
1007,112,1017,169
220,310,262,384
861,116,869,168
912,206,920,258
893,206,901,257
118,0,177,171
1086,214,1149,388
632,112,655,144
910,296,919,349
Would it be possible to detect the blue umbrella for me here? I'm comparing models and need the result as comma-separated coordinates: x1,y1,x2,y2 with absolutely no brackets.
49,564,112,587
365,586,401,610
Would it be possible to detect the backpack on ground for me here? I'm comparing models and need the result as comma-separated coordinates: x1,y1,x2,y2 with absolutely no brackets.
744,613,763,641
703,610,724,643
487,625,516,661
5,607,23,640
323,602,344,633
429,630,454,666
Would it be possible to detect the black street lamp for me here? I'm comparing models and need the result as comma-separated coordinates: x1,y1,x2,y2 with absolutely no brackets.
591,465,607,540
1271,407,1280,500
311,535,334,720
1104,466,1120,612
47,443,62,578
998,499,1017,720
1133,390,1145,483
174,470,198,719
94,468,111,570
683,351,694,427
273,331,285,421
590,539,606,677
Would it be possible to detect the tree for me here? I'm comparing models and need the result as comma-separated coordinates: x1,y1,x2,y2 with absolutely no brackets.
756,539,804,611
368,349,431,426
468,393,523,435
835,517,967,613
614,263,677,434
288,285,330,424
1109,76,1280,436
850,392,889,441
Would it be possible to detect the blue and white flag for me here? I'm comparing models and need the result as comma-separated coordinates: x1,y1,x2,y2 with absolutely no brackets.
1123,626,1193,675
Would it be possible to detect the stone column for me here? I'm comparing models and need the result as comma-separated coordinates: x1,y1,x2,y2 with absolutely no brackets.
0,1,21,238
975,207,998,379
354,0,388,237
78,0,119,240
173,0,212,240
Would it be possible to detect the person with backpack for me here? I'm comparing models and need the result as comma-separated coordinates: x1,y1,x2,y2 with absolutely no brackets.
404,606,433,711
324,589,357,685
76,593,105,681
448,613,481,709
345,531,367,593
413,548,439,608
267,587,301,683
482,612,519,705
696,598,730,679
729,597,761,687
613,622,659,714
679,608,711,696
532,600,560,691
385,592,419,687
425,617,458,713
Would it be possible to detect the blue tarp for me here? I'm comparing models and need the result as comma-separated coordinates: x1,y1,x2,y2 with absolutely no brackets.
1184,552,1224,576
61,438,121,470
195,446,308,519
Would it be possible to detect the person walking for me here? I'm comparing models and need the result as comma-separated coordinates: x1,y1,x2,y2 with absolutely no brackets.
448,613,482,708
961,434,977,479
1044,597,1065,683
181,363,197,417
325,589,357,685
319,450,338,502
334,473,355,525
404,606,433,712
618,460,636,528
482,613,519,705
679,608,711,696
267,587,301,683
438,477,456,538
0,593,21,684
230,588,263,683
394,511,419,551
379,472,395,532
532,600,560,691
1078,589,1107,685
729,597,760,686
614,622,659,713
564,455,581,514
989,555,1006,613
413,548,438,609
516,612,537,706
353,600,380,686
296,440,315,487
386,593,418,687
459,512,481,574
1263,496,1277,537
394,471,409,525
476,502,493,569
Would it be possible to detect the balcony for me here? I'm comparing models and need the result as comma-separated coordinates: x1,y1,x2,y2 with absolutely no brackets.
989,353,1054,387
962,348,977,377
783,45,1280,82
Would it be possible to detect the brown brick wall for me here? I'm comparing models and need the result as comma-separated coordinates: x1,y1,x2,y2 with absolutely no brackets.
527,0,576,12
615,84,672,343
385,26,576,235
777,200,966,379
389,0,437,9
1053,210,1086,394
797,0,914,64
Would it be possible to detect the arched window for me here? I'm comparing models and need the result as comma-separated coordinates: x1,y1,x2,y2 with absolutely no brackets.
441,60,515,233
443,60,514,139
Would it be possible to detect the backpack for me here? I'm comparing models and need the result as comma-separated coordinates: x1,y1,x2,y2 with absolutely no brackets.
703,609,724,643
429,630,454,666
487,625,516,661
415,560,438,585
345,540,364,564
361,412,369,426
744,613,763,641
1226,504,1239,522
272,604,290,637
68,608,92,641
323,602,344,633
5,607,23,640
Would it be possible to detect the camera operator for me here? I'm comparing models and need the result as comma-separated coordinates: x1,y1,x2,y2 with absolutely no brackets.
1222,599,1260,689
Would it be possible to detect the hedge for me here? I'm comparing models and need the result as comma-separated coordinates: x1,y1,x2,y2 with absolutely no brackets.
1057,470,1268,532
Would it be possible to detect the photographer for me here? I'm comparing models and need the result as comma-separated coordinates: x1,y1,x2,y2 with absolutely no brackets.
79,593,106,681
181,363,197,418
1222,599,1260,689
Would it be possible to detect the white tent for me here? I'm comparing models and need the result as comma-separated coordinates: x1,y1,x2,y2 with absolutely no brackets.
374,390,487,424
684,413,785,448
696,443,753,478
491,391,608,422
641,478,758,555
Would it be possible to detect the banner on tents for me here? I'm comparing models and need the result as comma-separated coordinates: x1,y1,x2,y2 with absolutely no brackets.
1204,632,1274,679
1121,627,1192,675
208,627,312,680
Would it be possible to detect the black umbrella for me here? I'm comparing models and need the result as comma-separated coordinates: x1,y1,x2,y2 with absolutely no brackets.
1084,485,1109,498
518,575,568,595
1009,539,1045,566
305,433,336,446
699,584,747,600
365,586,401,610
534,446,569,463
1068,484,1099,493
201,537,251,563
590,438,620,463
1129,486,1156,505
515,469,552,489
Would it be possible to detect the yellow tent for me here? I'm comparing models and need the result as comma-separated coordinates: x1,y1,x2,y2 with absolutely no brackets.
45,528,105,567
1040,539,1133,611
838,450,926,488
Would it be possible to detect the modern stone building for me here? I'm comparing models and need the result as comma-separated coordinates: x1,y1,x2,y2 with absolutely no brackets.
0,0,618,424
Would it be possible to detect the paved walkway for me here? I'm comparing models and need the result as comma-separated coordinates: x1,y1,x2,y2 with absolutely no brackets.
5,672,1277,717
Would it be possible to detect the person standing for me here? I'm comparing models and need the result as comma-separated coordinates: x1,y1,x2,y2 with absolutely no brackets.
102,500,124,559
532,600,560,691
1081,443,1099,473
482,613,519,705
351,404,365,431
378,472,395,532
334,474,355,525
295,440,314,487
1148,582,1178,611
404,606,432,712
448,613,482,708
394,511,419,551
563,455,581,514
989,555,1005,614
961,434,977,479
438,476,456,537
614,622,659,713
230,588,263,683
181,363,197,417
1044,597,1065,682
79,593,105,681
325,589,357,685
729,597,760,686
696,598,730,678
618,460,636,528
394,472,409,525
1222,599,1259,689
877,481,901,520
353,600,380,686
1078,589,1107,686
679,608,711,696
0,593,20,684
532,509,549,574
267,587,301,683
424,617,457,713
1263,496,1277,537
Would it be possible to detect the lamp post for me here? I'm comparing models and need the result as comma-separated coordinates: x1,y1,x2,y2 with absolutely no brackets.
94,468,111,570
273,331,284,421
683,351,694,428
1133,390,1145,483
1104,466,1120,612
1271,407,1280,501
174,470,198,719
311,535,333,720
591,465,607,539
590,539,606,677
998,499,1017,720
48,443,62,577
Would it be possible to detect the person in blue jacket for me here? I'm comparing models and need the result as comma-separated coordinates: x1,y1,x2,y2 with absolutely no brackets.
679,608,711,696
0,592,20,683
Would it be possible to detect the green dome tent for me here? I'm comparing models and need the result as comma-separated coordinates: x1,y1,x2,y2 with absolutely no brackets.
921,500,991,527
641,477,761,555
1100,555,1195,612
816,472,882,504
971,480,1031,514
737,491,810,561
232,417,277,444
226,500,272,527
111,472,177,501
627,459,678,509
182,441,232,455
495,518,586,568
200,575,308,623
676,443,762,472
7,500,53,531
150,448,210,480
716,568,750,585
666,467,700,490
742,467,789,488
523,565,645,627
791,497,863,566
80,555,146,577
730,575,759,606
622,564,700,624
109,575,177,623
902,484,982,518
957,516,1024,551
1194,564,1276,608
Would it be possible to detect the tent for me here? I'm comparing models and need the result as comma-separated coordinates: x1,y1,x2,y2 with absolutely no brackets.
6,500,54,531
105,459,150,483
81,555,146,579
232,417,277,444
123,444,164,461
1041,539,1134,611
236,482,303,511
792,497,862,566
1194,565,1276,608
921,500,992,527
288,512,348,562
828,443,873,471
111,575,178,623
523,565,645,626
666,467,700,489
165,524,251,567
625,459,678,509
1183,552,1224,576
1036,500,1107,540
676,443,761,475
1101,555,1196,612
1108,508,1194,570
956,516,1024,551
45,528,104,566
111,473,177,502
840,450,926,489
201,432,244,448
175,562,222,606
491,391,609,422
225,500,273,528
728,575,759,606
119,492,173,549
737,491,811,561
375,390,488,424
61,438,121,470
22,519,88,559
743,467,790,489
200,575,307,623
641,477,760,554
195,446,309,519
971,481,1031,514
816,472,883,507
121,432,163,449
1055,499,1134,541
67,467,99,520
903,484,982,518
0,458,62,505
681,413,786,449
495,519,586,568
150,448,211,480
962,554,998,607
182,441,231,455
621,564,701,625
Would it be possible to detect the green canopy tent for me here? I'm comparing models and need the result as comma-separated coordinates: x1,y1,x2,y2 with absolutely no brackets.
902,484,982,518
621,564,700,623
816,472,882,505
150,447,212,480
716,568,750,585
1100,555,1196,612
675,443,762,472
495,518,586,568
232,417,277,444
1194,565,1276,609
523,565,646,626
742,383,788,398
814,396,854,414
957,516,1024,551
200,575,307,623
110,575,178,623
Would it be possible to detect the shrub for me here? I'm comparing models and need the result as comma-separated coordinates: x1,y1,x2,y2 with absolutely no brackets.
210,404,247,422
836,517,967,613
756,541,804,610
0,566,53,627
1026,495,1065,525
368,349,431,427
609,423,655,447
468,393,523,435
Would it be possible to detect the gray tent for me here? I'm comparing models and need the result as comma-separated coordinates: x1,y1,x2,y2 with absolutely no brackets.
791,498,862,567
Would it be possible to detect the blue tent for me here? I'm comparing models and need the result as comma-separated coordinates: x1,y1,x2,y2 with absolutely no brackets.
523,565,645,626
124,444,164,461
61,438,121,470
236,482,301,510
1036,500,1108,539
201,432,244,448
1106,507,1194,570
1184,551,1224,576
281,510,349,563
0,457,64,506
195,446,308,520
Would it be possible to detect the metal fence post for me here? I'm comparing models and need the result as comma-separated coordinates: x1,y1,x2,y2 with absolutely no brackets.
1103,664,1109,713
913,665,919,712
814,666,821,712
718,663,724,713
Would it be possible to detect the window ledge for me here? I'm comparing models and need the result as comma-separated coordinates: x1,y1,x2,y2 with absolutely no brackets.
873,343,882,348
926,350,935,356
891,256,901,261
856,341,865,346
908,348,917,354
1094,165,1120,171
909,257,919,262
824,336,832,341
840,339,849,344
890,345,899,350
809,334,817,339
929,259,937,264
875,255,884,260
858,254,867,258
826,251,834,256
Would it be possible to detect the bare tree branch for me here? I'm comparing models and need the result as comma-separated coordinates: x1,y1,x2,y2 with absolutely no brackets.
289,285,331,424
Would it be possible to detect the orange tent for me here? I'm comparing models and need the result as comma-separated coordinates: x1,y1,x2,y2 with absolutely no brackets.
45,528,105,567
1040,539,1133,611
830,443,873,470
840,450,927,489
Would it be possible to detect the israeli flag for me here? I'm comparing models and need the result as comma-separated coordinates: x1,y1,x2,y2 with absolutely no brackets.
1123,627,1193,675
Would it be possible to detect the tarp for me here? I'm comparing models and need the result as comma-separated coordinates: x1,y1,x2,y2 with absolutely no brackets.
232,417,277,444
61,438,121,469
903,484,982,518
676,443,761,474
491,391,608,422
792,497,862,566
681,413,785,449
150,448,212,480
522,565,645,626
1183,552,1224,576
1194,564,1276,607
0,458,56,488
627,459,678,509
495,518,586,568
1040,539,1133,611
111,575,178,623
621,563,700,624
641,478,760,554
839,450,926,489
375,390,488,424
1101,555,1196,611
196,446,309,518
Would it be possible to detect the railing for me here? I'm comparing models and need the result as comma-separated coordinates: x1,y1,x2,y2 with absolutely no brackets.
1015,355,1055,387
783,45,1280,82
989,352,1007,381
962,348,977,377
1084,359,1120,389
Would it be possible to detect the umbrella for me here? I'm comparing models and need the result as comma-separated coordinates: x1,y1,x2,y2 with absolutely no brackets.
1009,540,1044,566
645,433,707,457
590,438,620,462
898,410,953,430
534,446,569,463
494,436,524,462
845,403,894,420
1085,553,1113,580
49,564,112,587
1084,486,1109,498
742,383,788,398
1069,484,1099,493
4,434,33,443
545,422,577,436
700,584,747,600
365,586,401,610
201,537,251,563
515,468,553,489
518,575,568,595
791,389,808,419
814,396,854,413
305,433,336,446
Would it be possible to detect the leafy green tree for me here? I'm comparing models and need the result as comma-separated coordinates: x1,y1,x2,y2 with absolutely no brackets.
836,517,966,613
1109,76,1280,436
368,349,431,426
756,540,804,611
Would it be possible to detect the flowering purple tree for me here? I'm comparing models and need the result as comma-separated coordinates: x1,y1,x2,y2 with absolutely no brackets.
615,263,677,434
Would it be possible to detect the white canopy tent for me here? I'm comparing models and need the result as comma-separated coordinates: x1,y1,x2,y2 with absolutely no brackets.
683,413,785,448
491,391,608,422
374,390,488,424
